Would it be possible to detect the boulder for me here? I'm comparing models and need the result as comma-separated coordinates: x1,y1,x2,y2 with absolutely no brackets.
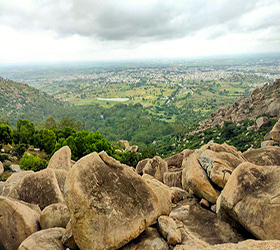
170,187,189,204
143,174,172,215
65,152,160,250
16,168,64,209
261,140,275,147
52,169,68,194
1,170,34,198
243,146,280,166
121,227,169,250
48,146,71,171
256,116,269,129
0,196,40,250
170,201,244,246
126,145,138,152
198,150,244,188
182,153,218,204
18,227,65,250
9,164,21,172
269,118,280,142
0,181,4,195
204,239,280,249
163,168,182,188
135,158,149,174
40,203,70,229
142,156,168,182
217,162,280,240
62,220,78,250
0,161,3,175
119,139,130,149
158,215,182,245
164,149,194,168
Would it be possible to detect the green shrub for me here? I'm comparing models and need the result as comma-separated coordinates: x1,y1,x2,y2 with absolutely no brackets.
19,152,48,171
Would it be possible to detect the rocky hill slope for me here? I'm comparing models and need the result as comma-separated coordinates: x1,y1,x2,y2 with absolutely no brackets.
197,79,280,132
0,77,65,124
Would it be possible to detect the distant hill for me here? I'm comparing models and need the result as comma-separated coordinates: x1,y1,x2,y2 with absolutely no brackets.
197,79,280,132
0,77,66,125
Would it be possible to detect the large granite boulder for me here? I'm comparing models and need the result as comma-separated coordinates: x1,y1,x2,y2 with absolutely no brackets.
143,174,172,215
47,146,71,171
65,152,160,250
217,162,280,240
135,158,149,175
243,146,280,166
40,202,70,229
52,169,68,194
256,116,269,129
142,156,168,182
158,215,182,245
198,149,244,188
164,149,194,168
18,227,65,250
163,168,182,188
0,196,40,250
269,118,280,142
182,152,218,204
16,168,64,209
121,227,169,250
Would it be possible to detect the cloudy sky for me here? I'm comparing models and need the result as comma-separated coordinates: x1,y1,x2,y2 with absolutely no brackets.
0,0,279,63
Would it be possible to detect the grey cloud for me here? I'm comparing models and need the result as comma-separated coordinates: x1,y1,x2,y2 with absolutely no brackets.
0,0,279,42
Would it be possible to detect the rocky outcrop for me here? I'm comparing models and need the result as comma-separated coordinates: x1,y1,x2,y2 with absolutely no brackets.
170,187,189,204
143,174,172,215
256,116,269,129
0,196,40,250
243,146,280,166
40,203,70,229
52,169,68,194
182,152,218,204
18,227,65,250
47,146,71,171
65,152,160,250
164,149,194,168
267,118,280,142
158,215,182,245
121,227,169,250
62,221,77,250
217,162,280,240
142,156,168,182
135,158,149,174
203,240,280,249
197,79,280,132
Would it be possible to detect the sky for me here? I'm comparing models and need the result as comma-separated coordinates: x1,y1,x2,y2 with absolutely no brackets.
0,0,279,63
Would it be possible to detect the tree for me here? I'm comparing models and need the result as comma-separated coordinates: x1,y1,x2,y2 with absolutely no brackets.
34,129,57,154
0,123,12,145
14,119,36,145
19,152,47,171
45,116,57,129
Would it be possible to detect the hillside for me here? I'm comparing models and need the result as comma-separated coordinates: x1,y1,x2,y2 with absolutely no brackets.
197,79,280,132
0,77,66,124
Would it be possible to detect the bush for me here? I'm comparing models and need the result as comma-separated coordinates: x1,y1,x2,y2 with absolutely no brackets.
19,152,48,171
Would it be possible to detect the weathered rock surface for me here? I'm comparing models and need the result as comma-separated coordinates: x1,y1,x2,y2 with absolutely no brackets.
52,169,68,194
0,196,40,250
243,146,280,166
164,149,194,168
1,170,34,198
121,227,169,250
170,187,189,204
143,174,172,215
261,140,275,147
204,239,280,249
142,156,168,182
16,168,64,209
47,146,71,171
65,152,160,250
0,161,3,175
256,116,269,129
0,181,4,195
62,221,78,250
170,200,244,247
182,152,218,204
217,162,280,240
18,227,65,250
198,149,244,188
158,215,182,245
40,202,70,229
135,158,149,174
163,168,182,188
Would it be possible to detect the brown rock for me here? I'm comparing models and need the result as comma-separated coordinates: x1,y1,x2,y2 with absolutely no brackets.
0,181,4,195
65,152,160,250
199,198,210,208
16,168,64,209
52,169,68,195
182,153,218,204
143,156,168,182
0,161,3,176
163,168,182,188
135,158,149,175
0,196,40,250
158,215,182,245
143,174,172,215
170,187,189,204
256,116,269,129
40,203,70,229
243,146,280,166
270,119,280,142
121,227,169,250
119,140,130,149
48,146,71,171
62,220,78,250
126,145,138,152
164,149,194,168
217,162,280,240
261,140,275,147
18,227,65,250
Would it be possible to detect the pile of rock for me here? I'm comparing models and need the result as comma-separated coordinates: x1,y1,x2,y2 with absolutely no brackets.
1,142,280,249
262,118,280,147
